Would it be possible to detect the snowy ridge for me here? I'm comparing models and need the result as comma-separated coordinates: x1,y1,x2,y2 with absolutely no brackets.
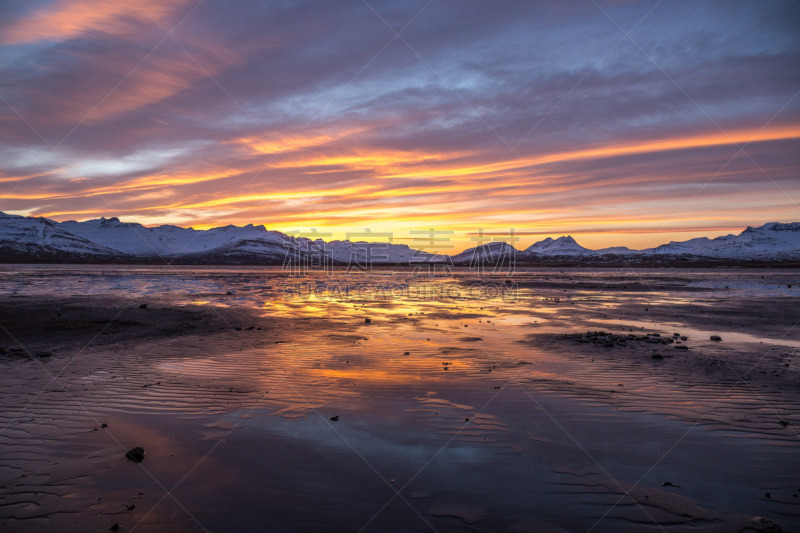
644,223,800,259
1,212,799,263
451,241,516,264
0,212,127,260
522,235,593,256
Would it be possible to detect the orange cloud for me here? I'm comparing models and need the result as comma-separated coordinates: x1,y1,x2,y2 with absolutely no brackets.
3,0,189,44
232,126,369,156
381,125,800,180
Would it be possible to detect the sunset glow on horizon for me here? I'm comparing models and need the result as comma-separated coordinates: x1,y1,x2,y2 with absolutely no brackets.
1,0,798,252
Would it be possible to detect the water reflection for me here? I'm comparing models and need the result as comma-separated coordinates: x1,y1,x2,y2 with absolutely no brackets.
1,265,799,531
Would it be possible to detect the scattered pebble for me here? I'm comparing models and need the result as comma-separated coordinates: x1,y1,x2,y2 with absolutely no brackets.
329,415,339,421
710,335,722,341
125,447,145,463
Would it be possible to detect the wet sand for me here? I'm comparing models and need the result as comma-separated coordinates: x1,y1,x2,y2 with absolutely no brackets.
0,266,798,532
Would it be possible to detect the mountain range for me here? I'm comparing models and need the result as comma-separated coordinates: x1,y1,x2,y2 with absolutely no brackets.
1,211,799,264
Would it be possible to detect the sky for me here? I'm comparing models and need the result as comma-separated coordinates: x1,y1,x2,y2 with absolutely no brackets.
0,0,798,252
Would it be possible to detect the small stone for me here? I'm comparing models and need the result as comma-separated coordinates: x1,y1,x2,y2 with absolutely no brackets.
710,335,722,341
125,447,145,463
779,420,789,427
126,504,136,511
234,327,242,331
403,351,410,355
764,492,771,499
110,524,120,532
750,516,782,533
101,423,108,428
364,318,371,324
652,353,664,360
674,345,689,350
139,304,147,309
329,415,339,421
661,481,680,487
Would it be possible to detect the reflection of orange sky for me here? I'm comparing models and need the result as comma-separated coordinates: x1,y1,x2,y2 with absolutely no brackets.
22,124,800,252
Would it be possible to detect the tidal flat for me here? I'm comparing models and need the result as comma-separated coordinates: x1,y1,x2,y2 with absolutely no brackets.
0,265,798,532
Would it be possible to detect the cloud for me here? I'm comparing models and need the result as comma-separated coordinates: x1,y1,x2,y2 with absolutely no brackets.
1,0,798,249
1,0,190,44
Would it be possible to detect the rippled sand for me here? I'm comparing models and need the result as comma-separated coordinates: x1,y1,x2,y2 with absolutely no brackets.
0,266,798,532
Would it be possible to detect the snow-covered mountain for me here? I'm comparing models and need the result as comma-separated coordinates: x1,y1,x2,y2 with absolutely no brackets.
318,240,442,265
0,212,128,261
595,246,637,255
1,212,798,263
522,235,593,256
57,217,292,257
451,241,516,264
644,222,800,259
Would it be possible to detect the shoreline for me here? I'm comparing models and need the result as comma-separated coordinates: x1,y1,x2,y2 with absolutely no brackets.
1,269,798,532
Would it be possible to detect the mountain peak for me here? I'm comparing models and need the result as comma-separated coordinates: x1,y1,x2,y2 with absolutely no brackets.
524,234,592,255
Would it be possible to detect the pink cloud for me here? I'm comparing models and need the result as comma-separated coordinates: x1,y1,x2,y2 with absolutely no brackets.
2,0,190,44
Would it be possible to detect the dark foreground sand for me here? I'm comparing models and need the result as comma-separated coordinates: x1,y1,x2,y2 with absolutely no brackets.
1,269,798,532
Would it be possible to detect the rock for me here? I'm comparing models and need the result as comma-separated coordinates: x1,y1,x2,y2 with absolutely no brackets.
750,516,783,533
662,481,681,487
674,345,689,350
101,423,108,428
364,318,371,324
110,524,120,532
35,350,52,358
329,415,339,421
710,335,722,341
652,353,664,360
779,420,789,427
139,303,147,309
125,447,145,463
126,504,136,511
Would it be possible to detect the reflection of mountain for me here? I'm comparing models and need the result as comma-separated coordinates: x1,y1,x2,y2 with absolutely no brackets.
1,211,799,264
